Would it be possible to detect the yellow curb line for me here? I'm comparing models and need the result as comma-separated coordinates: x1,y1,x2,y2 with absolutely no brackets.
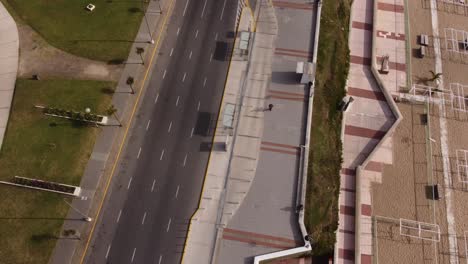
179,6,247,264
78,0,176,262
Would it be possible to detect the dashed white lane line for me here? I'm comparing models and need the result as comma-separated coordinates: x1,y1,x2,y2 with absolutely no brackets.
176,96,180,106
183,0,190,16
220,0,227,20
141,212,147,225
183,154,187,167
203,77,207,87
177,27,180,36
197,101,201,111
182,72,186,82
201,0,208,17
169,48,174,56
154,93,159,104
168,121,172,133
116,210,122,223
127,177,132,189
158,255,163,264
163,69,167,79
215,32,218,41
175,185,180,198
190,127,194,138
210,52,213,62
146,120,151,130
137,147,142,159
131,248,136,263
105,245,111,259
189,50,192,60
151,179,156,192
166,218,172,232
160,149,165,160
195,29,199,39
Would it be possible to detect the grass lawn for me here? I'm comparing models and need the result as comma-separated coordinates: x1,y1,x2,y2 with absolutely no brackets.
2,0,147,62
0,79,114,263
305,0,351,256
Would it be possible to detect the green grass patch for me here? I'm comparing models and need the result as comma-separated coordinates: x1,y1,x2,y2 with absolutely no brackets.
2,0,147,62
305,0,351,256
0,79,114,263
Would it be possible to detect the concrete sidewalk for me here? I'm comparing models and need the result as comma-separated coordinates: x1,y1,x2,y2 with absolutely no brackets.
48,0,173,263
0,2,19,151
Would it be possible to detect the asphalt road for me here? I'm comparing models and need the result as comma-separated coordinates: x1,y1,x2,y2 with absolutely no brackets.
83,0,238,263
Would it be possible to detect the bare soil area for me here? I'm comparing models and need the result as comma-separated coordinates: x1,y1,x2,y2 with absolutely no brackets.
17,24,122,81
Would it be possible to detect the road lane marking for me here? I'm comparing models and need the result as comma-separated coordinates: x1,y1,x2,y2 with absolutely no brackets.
183,0,190,16
182,72,186,82
105,245,111,259
163,69,167,79
189,50,192,60
154,93,159,104
183,154,187,167
203,77,207,87
220,0,227,20
127,177,132,189
141,212,147,225
116,210,122,223
151,179,156,192
195,29,199,39
175,185,180,198
177,27,180,35
201,0,208,17
166,218,172,232
170,48,174,56
160,149,165,160
176,96,180,106
215,32,218,41
190,127,194,138
137,147,142,159
197,101,201,111
131,248,136,263
158,255,163,264
168,121,172,133
146,120,151,130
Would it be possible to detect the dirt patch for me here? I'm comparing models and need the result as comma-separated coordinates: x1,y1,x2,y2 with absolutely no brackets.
17,24,122,81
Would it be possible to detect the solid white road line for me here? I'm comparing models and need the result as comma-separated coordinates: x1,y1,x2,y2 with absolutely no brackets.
189,50,192,60
116,210,122,223
105,245,111,259
151,179,156,192
190,127,194,138
127,178,132,189
197,101,201,111
203,77,207,87
176,96,180,106
183,154,187,167
163,69,167,79
168,121,172,133
166,218,172,232
195,29,199,39
201,0,208,17
137,147,142,159
160,149,165,160
131,248,136,263
170,48,174,56
215,32,218,41
141,212,147,225
182,72,186,82
146,120,151,130
183,0,190,16
175,185,180,198
158,255,163,264
220,0,227,20
177,27,180,36
154,93,159,104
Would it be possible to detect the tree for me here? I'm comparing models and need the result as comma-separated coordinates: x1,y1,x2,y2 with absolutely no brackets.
429,70,442,83
126,76,135,94
136,47,145,65
105,104,122,127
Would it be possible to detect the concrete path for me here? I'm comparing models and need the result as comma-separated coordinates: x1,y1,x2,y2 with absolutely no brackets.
0,2,19,151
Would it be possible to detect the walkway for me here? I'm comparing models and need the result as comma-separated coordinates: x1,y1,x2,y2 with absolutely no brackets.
335,0,404,262
0,2,19,150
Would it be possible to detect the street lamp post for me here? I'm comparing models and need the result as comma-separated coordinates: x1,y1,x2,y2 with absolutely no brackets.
63,198,92,222
142,0,154,44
